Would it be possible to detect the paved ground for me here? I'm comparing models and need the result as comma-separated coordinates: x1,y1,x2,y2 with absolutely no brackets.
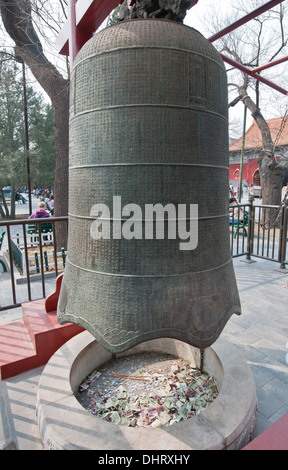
0,195,288,450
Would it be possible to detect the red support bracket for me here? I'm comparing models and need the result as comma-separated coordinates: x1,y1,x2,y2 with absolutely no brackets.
208,0,287,97
221,53,288,96
57,0,121,60
251,55,288,73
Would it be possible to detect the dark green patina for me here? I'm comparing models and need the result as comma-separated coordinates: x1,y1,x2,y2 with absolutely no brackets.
58,19,241,352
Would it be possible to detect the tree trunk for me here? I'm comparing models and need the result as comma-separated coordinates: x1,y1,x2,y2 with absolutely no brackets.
234,85,288,227
238,87,284,206
53,95,69,250
0,190,9,218
257,152,283,205
0,0,69,247
257,151,284,226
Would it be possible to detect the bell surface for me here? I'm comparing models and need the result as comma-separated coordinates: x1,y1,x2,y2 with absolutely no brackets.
57,19,241,352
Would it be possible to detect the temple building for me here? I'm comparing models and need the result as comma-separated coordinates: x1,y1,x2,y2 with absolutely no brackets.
229,116,288,195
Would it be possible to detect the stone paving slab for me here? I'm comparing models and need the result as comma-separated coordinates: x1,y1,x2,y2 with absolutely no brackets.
221,258,288,440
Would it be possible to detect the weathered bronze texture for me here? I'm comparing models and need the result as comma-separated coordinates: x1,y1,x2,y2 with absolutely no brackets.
57,19,241,352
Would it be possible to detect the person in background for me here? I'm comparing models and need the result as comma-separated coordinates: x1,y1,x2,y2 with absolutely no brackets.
16,193,27,204
229,197,244,223
47,195,54,213
28,201,51,219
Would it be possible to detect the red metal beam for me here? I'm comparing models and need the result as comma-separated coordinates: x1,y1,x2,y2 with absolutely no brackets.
76,0,119,29
208,1,287,98
221,53,288,96
251,55,288,73
208,0,284,43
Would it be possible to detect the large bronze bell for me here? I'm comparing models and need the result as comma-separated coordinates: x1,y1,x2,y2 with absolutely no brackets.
57,19,241,353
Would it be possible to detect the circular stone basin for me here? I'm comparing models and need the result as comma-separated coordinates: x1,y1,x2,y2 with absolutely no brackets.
36,331,257,450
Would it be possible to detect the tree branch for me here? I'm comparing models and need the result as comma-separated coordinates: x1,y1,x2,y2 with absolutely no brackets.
0,0,68,105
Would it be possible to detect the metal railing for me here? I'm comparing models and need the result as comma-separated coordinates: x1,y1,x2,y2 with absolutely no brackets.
0,198,287,313
0,217,68,312
230,196,288,269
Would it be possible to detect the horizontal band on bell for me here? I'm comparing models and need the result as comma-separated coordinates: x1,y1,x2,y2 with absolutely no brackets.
69,162,229,170
66,257,232,278
73,44,226,71
68,212,229,221
70,103,228,122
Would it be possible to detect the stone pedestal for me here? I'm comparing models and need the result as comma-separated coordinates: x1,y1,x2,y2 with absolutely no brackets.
37,331,257,450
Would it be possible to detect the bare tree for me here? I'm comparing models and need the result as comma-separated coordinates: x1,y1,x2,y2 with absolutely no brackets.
205,0,288,207
0,0,69,247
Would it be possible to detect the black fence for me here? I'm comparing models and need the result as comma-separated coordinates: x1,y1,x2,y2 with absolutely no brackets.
0,198,287,313
0,217,68,312
230,196,288,270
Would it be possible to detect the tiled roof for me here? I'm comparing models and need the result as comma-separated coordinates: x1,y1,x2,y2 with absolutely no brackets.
229,117,288,152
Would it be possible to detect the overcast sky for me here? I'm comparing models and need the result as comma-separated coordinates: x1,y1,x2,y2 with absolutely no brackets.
184,0,233,32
